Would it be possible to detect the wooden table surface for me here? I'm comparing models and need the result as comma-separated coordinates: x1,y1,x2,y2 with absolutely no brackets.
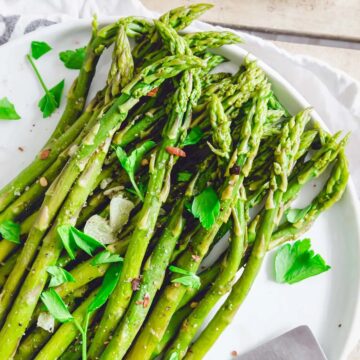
143,0,360,82
142,1,360,358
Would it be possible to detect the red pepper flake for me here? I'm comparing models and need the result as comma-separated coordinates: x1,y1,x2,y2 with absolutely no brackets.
166,146,186,157
39,148,51,160
231,350,238,357
191,254,200,262
143,293,150,308
146,87,159,97
131,277,141,291
135,300,143,306
18,146,24,152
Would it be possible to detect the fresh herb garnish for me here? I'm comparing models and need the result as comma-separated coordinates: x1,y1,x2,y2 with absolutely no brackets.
0,220,21,244
91,251,124,266
182,126,204,146
169,265,201,289
41,289,87,357
0,97,21,120
285,204,312,224
81,262,123,358
87,262,122,313
46,265,75,287
114,140,155,201
38,80,65,118
41,288,74,323
275,239,331,284
191,187,220,229
31,41,52,59
57,224,105,260
42,261,122,360
26,54,65,118
59,47,86,70
177,171,192,182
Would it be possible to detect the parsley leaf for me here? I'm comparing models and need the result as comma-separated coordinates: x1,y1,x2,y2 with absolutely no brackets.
91,251,123,266
114,140,155,201
285,204,312,224
38,79,65,118
0,220,21,244
57,224,105,260
177,171,192,182
88,262,123,313
0,97,21,120
191,187,220,230
47,265,75,287
31,41,52,59
182,126,204,146
41,288,73,323
275,239,331,284
59,47,86,70
169,265,201,289
27,54,65,118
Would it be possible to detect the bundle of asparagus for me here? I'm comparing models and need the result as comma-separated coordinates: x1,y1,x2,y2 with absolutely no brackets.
0,3,349,360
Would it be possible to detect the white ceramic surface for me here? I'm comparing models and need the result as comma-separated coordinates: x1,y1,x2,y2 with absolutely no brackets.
0,21,359,360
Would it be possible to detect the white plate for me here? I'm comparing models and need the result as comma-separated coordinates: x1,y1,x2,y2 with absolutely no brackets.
0,20,359,360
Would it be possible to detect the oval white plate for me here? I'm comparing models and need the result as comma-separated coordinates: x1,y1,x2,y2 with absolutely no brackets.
0,20,359,360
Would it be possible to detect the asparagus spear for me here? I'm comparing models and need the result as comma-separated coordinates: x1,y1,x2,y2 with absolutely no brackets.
101,158,214,359
127,84,270,360
0,16,153,215
270,149,349,250
164,194,247,359
143,30,241,66
184,109,311,360
0,136,112,357
19,147,349,360
88,25,202,355
132,3,214,61
0,20,119,213
184,150,349,360
0,54,202,326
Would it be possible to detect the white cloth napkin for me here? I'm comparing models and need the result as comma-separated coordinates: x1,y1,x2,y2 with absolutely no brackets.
0,0,359,358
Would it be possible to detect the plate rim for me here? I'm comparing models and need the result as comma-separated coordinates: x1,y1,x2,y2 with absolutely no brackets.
1,18,360,359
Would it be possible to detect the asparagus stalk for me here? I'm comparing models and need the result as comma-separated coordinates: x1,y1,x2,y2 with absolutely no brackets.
0,16,153,216
0,54,201,326
133,3,214,61
184,109,311,360
143,30,241,66
0,20,121,213
101,158,214,359
20,149,348,360
103,197,186,359
127,84,270,360
0,136,112,357
89,25,202,355
270,149,349,249
184,150,349,360
164,194,247,359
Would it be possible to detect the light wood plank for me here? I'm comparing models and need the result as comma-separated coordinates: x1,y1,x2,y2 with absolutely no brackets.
273,41,360,82
142,0,360,41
